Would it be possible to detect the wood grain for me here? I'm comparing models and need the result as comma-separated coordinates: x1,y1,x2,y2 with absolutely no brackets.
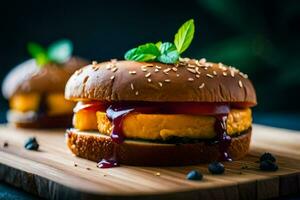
0,124,299,200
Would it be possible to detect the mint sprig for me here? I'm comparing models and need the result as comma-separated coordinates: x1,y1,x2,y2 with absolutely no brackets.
157,42,179,64
174,19,195,54
124,43,160,61
124,19,195,64
27,39,73,67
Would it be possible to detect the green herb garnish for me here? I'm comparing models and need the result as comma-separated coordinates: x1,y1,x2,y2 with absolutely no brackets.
27,39,73,66
124,19,195,64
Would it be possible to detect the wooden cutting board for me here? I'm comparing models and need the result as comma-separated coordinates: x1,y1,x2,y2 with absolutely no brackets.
0,124,299,200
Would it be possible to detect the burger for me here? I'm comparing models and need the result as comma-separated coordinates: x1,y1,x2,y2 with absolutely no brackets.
2,40,88,128
65,59,256,167
65,19,257,167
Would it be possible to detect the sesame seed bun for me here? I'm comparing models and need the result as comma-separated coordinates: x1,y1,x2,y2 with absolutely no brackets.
2,57,88,99
65,59,257,105
66,128,252,166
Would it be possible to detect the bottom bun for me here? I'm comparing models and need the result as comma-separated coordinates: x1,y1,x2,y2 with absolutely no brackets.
66,128,252,166
7,110,72,129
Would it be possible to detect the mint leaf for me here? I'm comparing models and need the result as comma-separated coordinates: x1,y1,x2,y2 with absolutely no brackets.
174,19,195,54
47,39,73,63
35,54,49,66
157,42,179,64
125,48,157,61
124,19,196,64
27,42,49,66
124,43,160,61
155,41,162,49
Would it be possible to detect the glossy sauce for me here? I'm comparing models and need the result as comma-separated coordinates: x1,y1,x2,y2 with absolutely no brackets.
214,115,232,161
90,102,233,168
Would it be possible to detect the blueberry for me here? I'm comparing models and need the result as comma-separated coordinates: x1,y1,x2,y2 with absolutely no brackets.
24,137,39,151
260,160,278,171
186,170,203,180
260,152,276,163
208,161,225,174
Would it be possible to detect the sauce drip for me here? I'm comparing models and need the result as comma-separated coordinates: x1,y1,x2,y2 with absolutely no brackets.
214,115,232,161
97,158,119,168
106,106,135,144
90,102,233,168
97,105,151,168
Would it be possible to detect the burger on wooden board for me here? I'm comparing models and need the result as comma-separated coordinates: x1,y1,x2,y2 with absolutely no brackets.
2,40,88,128
65,20,257,167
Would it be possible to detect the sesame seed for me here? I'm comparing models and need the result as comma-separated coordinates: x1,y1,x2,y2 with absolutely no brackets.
239,80,243,88
154,68,159,73
239,72,248,79
199,58,206,64
223,72,227,76
155,65,162,69
129,71,136,75
230,70,235,77
164,79,171,83
142,64,154,68
179,61,188,66
135,91,139,95
205,63,213,67
196,74,200,78
106,65,112,70
187,68,196,74
141,67,148,72
76,69,83,75
130,83,134,90
188,78,194,81
206,74,214,78
92,61,97,65
199,83,205,89
187,64,196,68
110,59,117,63
92,66,99,71
195,67,201,74
176,74,180,77
204,67,208,70
110,76,115,80
158,82,163,87
163,68,171,74
229,66,239,73
148,78,152,83
112,67,118,72
218,62,225,69
145,72,151,78
222,67,228,71
172,67,178,72
195,60,204,67
155,172,161,176
213,71,217,75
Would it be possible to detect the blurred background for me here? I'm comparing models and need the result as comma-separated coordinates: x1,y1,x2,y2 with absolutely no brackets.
0,0,300,129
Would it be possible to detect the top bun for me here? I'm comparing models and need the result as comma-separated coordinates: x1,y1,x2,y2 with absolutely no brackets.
65,59,257,105
2,57,88,99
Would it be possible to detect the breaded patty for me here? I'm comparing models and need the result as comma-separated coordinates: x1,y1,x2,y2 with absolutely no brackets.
73,108,252,140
